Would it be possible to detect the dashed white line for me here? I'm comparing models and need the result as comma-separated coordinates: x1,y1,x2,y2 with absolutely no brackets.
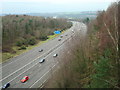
8,63,41,83
2,33,72,86
0,39,67,82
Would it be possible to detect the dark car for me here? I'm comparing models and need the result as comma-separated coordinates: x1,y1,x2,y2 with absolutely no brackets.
2,83,10,89
58,39,61,41
39,58,45,63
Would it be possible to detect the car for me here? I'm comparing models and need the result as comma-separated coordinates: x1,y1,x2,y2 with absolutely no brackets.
21,76,29,83
72,30,74,33
58,39,61,41
53,54,58,57
39,49,43,52
2,83,10,89
39,58,45,63
65,34,68,36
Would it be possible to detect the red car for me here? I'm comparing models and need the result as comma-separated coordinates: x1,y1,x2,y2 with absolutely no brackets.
21,76,29,83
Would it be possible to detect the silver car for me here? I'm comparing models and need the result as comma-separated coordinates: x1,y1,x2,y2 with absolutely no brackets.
39,58,45,63
39,49,43,52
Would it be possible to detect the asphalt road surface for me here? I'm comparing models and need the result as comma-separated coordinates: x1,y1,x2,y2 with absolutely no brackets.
0,21,87,88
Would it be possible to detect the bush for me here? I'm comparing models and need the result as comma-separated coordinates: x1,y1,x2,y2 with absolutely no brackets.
50,32,54,35
90,49,111,88
39,36,48,41
28,37,37,45
18,45,26,50
16,41,23,47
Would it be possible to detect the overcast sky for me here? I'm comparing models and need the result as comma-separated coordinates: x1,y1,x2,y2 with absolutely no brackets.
1,0,116,14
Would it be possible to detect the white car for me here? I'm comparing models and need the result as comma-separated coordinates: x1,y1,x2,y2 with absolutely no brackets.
53,54,58,57
72,30,74,33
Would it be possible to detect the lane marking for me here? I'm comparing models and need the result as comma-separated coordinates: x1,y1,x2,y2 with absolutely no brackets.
1,22,80,87
2,32,74,86
1,26,73,69
29,62,58,88
40,65,60,88
0,28,73,78
29,33,77,88
1,48,39,69
30,23,85,88
0,35,70,82
1,28,73,89
8,63,41,83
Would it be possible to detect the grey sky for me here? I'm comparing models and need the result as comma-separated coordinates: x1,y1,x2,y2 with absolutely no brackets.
2,0,115,14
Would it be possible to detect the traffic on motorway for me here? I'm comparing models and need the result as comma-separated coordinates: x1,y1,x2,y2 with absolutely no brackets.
1,22,84,89
2,35,65,89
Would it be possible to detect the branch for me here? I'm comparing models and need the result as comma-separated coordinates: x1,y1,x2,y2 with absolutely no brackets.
96,77,120,89
114,5,119,52
103,22,117,50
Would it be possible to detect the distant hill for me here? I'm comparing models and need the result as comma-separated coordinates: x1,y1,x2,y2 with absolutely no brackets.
1,11,97,19
27,11,97,19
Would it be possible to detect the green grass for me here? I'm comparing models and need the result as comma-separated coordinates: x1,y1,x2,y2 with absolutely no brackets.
1,30,66,63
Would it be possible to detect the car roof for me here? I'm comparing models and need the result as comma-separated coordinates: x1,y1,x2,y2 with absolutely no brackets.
40,58,45,61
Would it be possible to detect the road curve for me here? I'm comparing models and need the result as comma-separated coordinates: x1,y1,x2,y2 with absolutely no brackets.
1,22,87,88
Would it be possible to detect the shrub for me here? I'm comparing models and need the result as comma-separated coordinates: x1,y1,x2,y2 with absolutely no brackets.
16,41,23,47
90,49,111,88
28,37,37,45
19,45,26,50
39,36,48,41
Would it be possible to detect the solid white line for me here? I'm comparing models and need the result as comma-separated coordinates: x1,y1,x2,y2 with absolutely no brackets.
40,79,47,88
36,62,60,88
2,32,72,85
2,24,74,82
31,27,80,88
1,27,72,68
8,62,41,83
1,29,73,81
0,42,63,82
29,69,50,88
1,22,80,88
1,49,38,69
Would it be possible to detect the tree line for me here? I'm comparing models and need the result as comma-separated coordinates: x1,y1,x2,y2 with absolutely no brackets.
2,15,72,53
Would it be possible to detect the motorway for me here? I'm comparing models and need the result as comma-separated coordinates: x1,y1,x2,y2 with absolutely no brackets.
0,22,87,88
